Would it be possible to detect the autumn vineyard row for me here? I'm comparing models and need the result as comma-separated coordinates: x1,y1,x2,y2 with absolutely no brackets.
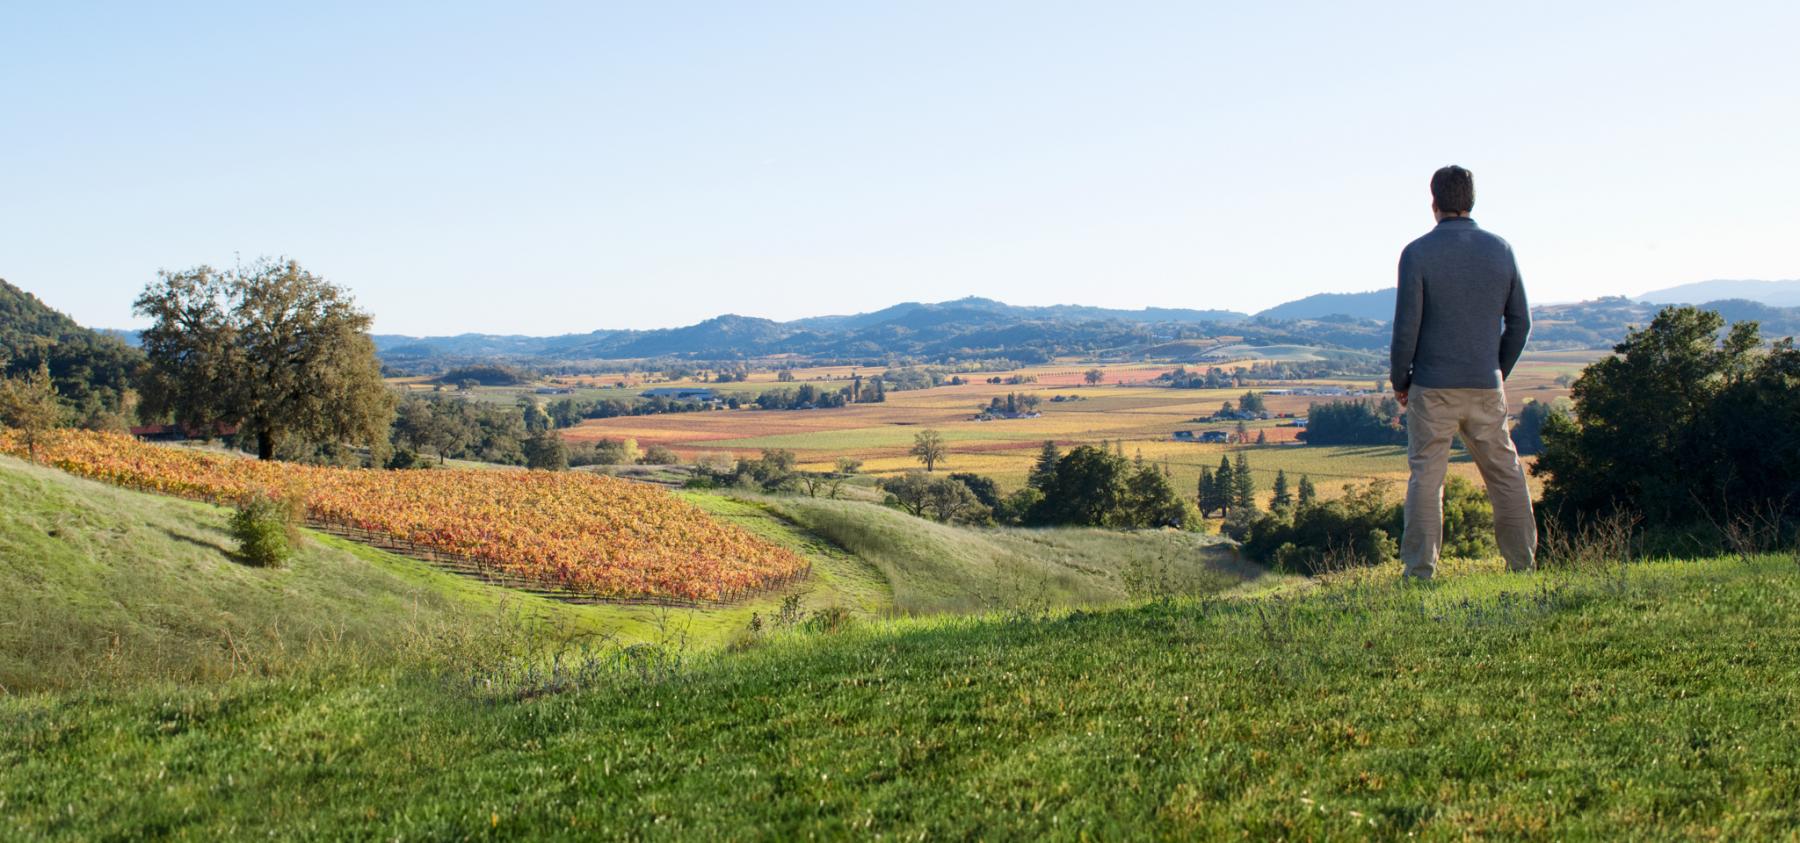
1,430,809,602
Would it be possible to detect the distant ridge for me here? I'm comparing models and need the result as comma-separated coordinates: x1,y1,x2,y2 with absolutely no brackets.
367,297,1252,362
790,297,1247,331
1253,290,1394,322
1638,280,1800,308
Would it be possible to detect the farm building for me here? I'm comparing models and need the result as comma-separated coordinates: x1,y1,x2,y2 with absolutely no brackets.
1174,430,1231,444
640,387,720,401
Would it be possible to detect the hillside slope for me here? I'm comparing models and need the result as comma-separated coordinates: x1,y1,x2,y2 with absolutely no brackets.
0,278,141,421
0,454,1280,695
3,549,1795,838
761,495,1281,614
0,455,638,692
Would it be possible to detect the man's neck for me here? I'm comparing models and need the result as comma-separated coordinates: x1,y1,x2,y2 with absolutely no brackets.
1434,213,1472,223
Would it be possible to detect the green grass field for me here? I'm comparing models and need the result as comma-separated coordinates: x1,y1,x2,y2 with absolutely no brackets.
6,549,1796,838
6,449,1797,839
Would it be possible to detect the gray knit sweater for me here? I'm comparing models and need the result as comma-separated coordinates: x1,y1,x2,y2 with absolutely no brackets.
1389,217,1531,392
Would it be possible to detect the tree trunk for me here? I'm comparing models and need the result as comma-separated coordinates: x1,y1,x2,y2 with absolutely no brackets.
258,429,276,461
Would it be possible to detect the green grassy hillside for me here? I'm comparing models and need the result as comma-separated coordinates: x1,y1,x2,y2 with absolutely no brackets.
5,547,1798,837
0,456,1274,694
760,495,1285,614
8,454,1799,838
0,455,613,692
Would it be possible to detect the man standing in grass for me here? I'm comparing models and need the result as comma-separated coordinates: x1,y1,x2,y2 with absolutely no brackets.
1390,165,1536,578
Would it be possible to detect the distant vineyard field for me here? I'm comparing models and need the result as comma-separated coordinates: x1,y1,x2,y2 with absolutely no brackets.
1,430,808,602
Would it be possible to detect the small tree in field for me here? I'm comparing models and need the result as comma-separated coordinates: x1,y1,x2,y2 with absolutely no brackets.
0,362,66,458
1029,440,1061,490
523,428,568,471
880,471,935,517
1232,452,1257,512
910,429,947,472
1084,368,1104,386
1270,469,1293,513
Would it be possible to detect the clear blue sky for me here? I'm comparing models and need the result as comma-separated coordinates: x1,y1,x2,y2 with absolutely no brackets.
4,1,1796,335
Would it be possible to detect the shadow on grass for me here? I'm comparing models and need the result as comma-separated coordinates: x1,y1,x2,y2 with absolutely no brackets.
159,527,250,565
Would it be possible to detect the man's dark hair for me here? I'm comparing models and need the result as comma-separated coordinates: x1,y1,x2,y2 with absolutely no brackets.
1430,166,1475,214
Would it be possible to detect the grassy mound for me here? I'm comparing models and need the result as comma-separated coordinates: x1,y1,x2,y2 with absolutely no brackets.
5,547,1797,838
760,495,1284,614
0,455,620,692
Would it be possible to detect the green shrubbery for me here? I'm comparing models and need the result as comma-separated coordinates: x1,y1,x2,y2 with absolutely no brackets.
1536,306,1800,551
229,491,301,567
1235,477,1495,574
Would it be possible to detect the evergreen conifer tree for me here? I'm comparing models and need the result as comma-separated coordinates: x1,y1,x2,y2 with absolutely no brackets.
1231,452,1257,511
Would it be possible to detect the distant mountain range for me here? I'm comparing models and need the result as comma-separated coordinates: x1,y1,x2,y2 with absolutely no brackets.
358,290,1799,371
365,297,1262,367
1637,279,1800,308
82,281,1800,370
791,297,1247,331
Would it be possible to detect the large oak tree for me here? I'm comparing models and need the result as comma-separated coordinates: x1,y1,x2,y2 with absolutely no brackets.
134,259,393,460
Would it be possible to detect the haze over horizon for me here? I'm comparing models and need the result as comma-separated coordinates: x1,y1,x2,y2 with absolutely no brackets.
4,2,1797,336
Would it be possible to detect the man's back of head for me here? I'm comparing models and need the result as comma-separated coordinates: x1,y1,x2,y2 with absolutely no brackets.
1430,166,1475,218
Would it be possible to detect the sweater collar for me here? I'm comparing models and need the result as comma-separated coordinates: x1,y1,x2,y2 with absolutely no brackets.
1435,216,1477,227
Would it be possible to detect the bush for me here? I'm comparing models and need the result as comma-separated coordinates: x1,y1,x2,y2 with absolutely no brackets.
640,444,680,465
1237,477,1495,575
230,492,301,567
803,606,854,635
567,437,639,467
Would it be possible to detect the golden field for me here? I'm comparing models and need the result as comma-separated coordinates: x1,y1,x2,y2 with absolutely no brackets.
560,354,1592,499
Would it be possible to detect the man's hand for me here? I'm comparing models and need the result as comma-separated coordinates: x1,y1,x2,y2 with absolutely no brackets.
1395,389,1408,409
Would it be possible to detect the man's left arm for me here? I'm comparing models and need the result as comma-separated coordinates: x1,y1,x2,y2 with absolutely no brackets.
1498,252,1531,379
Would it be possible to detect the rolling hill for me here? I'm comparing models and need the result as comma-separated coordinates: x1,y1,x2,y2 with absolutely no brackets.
1638,278,1800,307
1252,289,1394,321
0,278,141,422
3,457,1792,837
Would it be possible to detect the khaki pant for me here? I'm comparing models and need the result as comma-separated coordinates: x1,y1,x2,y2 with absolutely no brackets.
1401,386,1536,578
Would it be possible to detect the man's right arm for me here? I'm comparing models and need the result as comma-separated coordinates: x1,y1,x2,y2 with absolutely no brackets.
1390,248,1423,394
1498,252,1531,379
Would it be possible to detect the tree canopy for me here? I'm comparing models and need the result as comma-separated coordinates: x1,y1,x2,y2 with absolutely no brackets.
134,259,393,460
1535,306,1800,544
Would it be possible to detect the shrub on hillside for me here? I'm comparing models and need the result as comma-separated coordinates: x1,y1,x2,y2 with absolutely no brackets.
230,491,302,568
1237,477,1495,575
640,444,680,465
1536,306,1800,550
